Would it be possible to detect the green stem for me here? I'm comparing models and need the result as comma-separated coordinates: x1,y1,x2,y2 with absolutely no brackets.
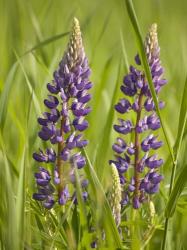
161,160,177,250
131,209,141,250
57,118,65,198
131,208,136,248
161,218,169,250
134,90,144,200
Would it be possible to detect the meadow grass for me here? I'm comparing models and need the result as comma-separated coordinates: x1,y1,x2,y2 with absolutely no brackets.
0,0,187,249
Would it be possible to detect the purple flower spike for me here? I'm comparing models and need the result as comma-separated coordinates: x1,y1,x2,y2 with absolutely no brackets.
33,18,92,209
110,23,166,209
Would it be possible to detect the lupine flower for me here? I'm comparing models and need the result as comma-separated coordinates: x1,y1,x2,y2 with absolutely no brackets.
33,17,92,209
110,24,166,209
90,241,97,249
109,164,122,227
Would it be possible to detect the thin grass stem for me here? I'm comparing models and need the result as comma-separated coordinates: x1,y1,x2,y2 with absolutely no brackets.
161,160,177,250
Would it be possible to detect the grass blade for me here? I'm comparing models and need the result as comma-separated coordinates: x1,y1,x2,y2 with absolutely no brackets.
16,146,26,249
120,30,129,72
14,51,41,115
0,131,18,249
74,168,90,249
74,168,87,228
0,62,18,130
83,148,123,248
21,32,69,56
173,76,187,160
165,164,187,218
96,58,122,179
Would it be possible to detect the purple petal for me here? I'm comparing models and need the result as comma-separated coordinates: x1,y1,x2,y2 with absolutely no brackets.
135,54,141,65
33,193,47,201
44,95,59,109
73,118,88,131
43,197,55,209
47,82,59,94
132,196,140,209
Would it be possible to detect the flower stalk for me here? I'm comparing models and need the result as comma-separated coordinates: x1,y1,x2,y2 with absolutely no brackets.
133,86,144,206
57,118,65,197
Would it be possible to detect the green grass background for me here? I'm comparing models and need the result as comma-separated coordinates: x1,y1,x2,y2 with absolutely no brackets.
0,0,187,249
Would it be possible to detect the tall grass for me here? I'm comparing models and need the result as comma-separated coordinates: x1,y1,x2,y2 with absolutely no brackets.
0,0,187,249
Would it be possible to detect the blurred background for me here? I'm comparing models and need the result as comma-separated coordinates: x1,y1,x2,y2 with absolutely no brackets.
0,0,187,249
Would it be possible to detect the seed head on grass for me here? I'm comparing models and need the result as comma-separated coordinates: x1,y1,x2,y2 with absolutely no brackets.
33,18,92,209
110,24,166,209
109,163,122,227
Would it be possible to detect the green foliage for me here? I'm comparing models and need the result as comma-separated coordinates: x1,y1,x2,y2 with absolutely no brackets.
0,0,187,249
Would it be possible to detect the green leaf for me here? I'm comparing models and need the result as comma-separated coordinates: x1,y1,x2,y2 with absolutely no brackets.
90,11,112,62
82,148,123,249
90,54,114,124
96,59,122,179
0,131,18,249
165,164,187,218
20,11,97,58
21,32,69,56
120,30,129,72
173,76,187,160
34,214,46,236
0,62,18,130
14,51,42,115
16,146,26,249
74,167,88,229
71,205,80,246
74,168,90,249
